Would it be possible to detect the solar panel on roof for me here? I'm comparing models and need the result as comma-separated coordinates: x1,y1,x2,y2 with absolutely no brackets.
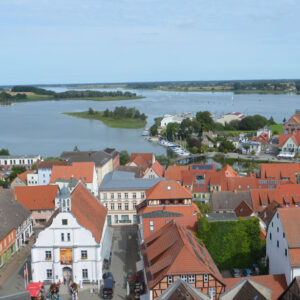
192,165,213,170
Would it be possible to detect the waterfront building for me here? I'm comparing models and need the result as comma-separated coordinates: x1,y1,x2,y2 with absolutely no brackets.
0,155,40,170
283,110,300,134
31,183,110,284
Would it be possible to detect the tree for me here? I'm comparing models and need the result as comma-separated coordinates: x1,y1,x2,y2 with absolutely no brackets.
150,124,158,136
120,150,130,165
187,137,201,150
0,148,9,155
9,166,26,181
233,82,241,90
268,116,276,125
218,140,236,153
156,155,170,166
73,145,79,151
88,107,95,115
283,118,286,123
166,122,179,141
195,111,215,131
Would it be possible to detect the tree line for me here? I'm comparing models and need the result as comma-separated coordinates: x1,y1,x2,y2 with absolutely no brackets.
0,92,27,104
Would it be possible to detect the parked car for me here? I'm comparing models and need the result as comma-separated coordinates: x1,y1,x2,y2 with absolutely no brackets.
231,268,242,278
243,268,253,277
102,272,114,299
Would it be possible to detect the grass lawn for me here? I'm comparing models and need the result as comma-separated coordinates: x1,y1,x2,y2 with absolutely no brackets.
63,111,147,129
269,124,283,134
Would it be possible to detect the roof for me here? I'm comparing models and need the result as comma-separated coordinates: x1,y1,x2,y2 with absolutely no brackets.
279,131,300,147
99,171,163,191
223,274,287,300
141,215,198,240
142,220,224,290
17,170,32,184
226,177,258,191
157,279,210,300
129,153,154,172
117,165,143,178
151,161,165,177
164,164,189,182
0,189,31,240
250,189,276,212
252,133,270,145
146,180,192,200
260,163,300,183
258,201,281,226
278,276,300,299
60,150,112,167
50,162,95,183
37,160,68,169
14,185,59,211
278,208,300,248
71,183,107,243
211,191,252,211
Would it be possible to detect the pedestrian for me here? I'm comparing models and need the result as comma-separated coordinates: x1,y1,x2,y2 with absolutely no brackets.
64,277,66,285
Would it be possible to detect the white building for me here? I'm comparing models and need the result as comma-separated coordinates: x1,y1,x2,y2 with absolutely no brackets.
279,131,300,156
27,172,39,186
257,126,272,139
0,155,40,170
266,207,300,285
31,183,110,284
160,115,185,128
239,141,261,155
37,161,68,185
99,171,163,225
216,112,245,126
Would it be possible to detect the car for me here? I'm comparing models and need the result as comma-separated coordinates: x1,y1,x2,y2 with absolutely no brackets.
102,272,114,299
231,268,242,278
243,268,253,277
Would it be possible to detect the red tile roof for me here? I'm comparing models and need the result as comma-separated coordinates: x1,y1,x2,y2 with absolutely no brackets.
142,221,224,290
130,153,154,172
151,160,164,177
50,162,95,183
164,164,189,182
142,216,198,240
146,180,193,200
223,274,287,300
250,189,276,212
37,160,68,169
71,183,107,243
17,170,32,185
252,132,270,145
260,163,300,183
14,185,59,210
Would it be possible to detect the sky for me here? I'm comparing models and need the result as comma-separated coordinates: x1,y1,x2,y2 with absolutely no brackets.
0,0,300,85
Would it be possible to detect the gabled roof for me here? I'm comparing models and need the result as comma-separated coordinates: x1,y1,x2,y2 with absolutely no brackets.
260,163,300,182
142,221,224,290
223,275,287,300
252,133,269,145
211,191,252,211
37,160,68,169
14,185,59,210
151,161,165,177
164,164,189,182
258,201,281,226
146,180,193,200
0,189,31,240
250,189,276,212
157,279,210,300
226,177,258,191
117,165,143,178
278,207,300,248
278,276,300,299
129,153,154,171
279,131,300,147
50,162,95,183
17,170,32,185
71,183,107,243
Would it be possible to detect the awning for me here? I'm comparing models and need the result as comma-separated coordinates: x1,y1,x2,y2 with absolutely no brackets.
26,282,44,297
101,226,113,260
136,260,144,272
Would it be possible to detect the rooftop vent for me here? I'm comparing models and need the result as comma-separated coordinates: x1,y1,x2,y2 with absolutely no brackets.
167,186,171,190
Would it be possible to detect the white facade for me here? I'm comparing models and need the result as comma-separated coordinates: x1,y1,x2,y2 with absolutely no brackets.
257,127,272,139
280,137,300,155
143,168,160,179
239,141,261,155
0,155,40,169
27,173,39,186
160,115,184,128
266,211,296,285
16,217,33,250
31,212,107,284
38,167,52,185
99,190,146,225
216,113,244,126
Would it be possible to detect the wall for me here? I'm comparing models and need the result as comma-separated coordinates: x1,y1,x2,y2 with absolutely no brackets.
0,229,16,268
31,210,54,227
38,168,52,185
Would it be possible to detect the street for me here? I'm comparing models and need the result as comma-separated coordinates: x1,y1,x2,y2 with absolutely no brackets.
0,226,139,300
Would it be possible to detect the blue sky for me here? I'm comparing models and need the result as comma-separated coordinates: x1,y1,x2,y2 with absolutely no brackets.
0,0,300,84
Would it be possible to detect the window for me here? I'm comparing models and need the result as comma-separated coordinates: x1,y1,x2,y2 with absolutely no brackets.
277,227,279,233
180,275,187,282
111,193,114,199
168,276,173,284
118,203,122,210
272,222,273,227
150,220,154,232
125,193,128,199
67,233,71,241
141,192,145,199
188,275,195,283
166,220,169,224
46,269,52,279
133,193,136,199
269,233,272,240
61,233,64,241
103,193,107,200
62,219,68,225
277,212,279,218
133,202,137,209
238,184,241,189
82,269,88,279
247,184,250,189
283,232,285,238
125,203,129,210
285,249,287,256
209,288,216,297
110,203,114,210
81,250,88,259
277,240,279,248
45,251,52,260
118,193,121,199
204,274,208,282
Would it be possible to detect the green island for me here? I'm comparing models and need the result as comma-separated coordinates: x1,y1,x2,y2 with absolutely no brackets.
63,106,147,129
0,85,143,105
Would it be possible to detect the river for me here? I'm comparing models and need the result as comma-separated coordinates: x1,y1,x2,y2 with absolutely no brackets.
0,88,299,157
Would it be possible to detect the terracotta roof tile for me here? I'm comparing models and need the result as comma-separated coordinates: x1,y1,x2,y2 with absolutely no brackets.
142,221,224,290
223,274,287,300
14,185,59,210
37,160,68,169
164,164,189,182
146,180,193,200
71,183,107,243
17,170,33,184
151,161,165,177
260,163,300,183
50,162,95,183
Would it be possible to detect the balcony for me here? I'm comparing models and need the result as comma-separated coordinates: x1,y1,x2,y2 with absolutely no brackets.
118,219,132,224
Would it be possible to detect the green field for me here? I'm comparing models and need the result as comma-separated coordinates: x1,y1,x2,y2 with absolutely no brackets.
269,124,283,134
63,111,147,129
